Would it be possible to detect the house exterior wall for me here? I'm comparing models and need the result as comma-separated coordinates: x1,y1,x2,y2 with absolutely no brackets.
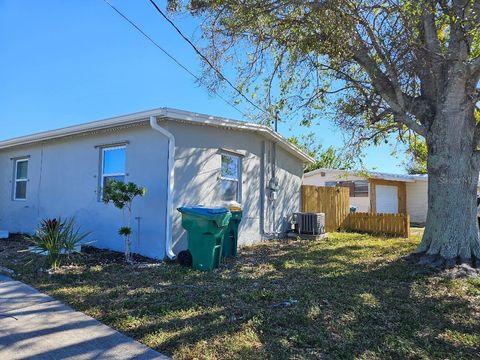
162,120,304,253
406,181,428,224
0,123,169,259
349,197,370,212
0,120,304,259
303,171,371,212
272,143,304,234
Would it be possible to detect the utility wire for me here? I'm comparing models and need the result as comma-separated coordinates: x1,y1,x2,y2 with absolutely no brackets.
147,0,270,116
102,0,249,118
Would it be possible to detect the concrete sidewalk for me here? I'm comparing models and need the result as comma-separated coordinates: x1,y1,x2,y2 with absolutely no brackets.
0,275,169,359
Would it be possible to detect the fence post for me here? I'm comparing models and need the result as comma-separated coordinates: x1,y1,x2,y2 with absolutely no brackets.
404,214,410,238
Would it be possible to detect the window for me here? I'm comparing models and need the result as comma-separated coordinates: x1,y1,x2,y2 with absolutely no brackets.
324,180,369,197
101,146,126,191
14,159,28,200
353,180,369,197
219,153,241,202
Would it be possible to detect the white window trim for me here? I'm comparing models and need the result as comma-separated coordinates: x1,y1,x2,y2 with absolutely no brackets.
14,158,28,201
100,145,126,196
220,152,242,203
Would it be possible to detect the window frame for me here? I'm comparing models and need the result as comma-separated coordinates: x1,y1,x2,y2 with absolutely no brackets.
324,180,369,198
13,158,29,201
219,152,242,203
353,180,369,197
100,145,127,197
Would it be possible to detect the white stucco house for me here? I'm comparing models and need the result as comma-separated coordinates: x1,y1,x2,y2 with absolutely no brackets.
303,168,428,224
0,108,314,259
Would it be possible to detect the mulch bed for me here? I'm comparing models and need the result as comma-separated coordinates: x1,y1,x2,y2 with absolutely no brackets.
0,234,162,271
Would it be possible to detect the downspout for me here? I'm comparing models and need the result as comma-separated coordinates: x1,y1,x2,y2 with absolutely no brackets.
271,141,277,234
260,140,276,239
149,115,176,260
260,141,266,237
261,140,281,238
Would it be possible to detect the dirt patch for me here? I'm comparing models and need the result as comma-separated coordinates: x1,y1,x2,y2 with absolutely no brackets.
0,234,30,268
79,246,162,266
406,253,480,278
442,264,480,279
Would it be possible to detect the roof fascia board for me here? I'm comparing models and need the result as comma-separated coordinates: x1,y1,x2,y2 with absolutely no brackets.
0,107,314,164
161,108,314,163
305,167,417,182
0,109,164,150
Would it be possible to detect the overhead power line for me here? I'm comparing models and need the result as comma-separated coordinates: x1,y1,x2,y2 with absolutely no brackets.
147,0,269,116
101,0,249,118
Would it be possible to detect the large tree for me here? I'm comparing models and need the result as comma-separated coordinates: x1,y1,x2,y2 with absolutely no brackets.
169,0,480,266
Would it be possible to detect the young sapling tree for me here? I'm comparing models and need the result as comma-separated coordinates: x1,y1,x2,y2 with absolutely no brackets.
103,180,146,262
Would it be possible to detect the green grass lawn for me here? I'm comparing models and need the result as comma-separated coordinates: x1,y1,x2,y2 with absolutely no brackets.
1,232,479,359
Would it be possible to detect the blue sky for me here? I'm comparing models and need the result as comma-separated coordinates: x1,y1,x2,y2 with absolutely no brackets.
0,0,408,173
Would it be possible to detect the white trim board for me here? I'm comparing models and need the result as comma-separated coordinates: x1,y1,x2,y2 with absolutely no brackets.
0,107,314,164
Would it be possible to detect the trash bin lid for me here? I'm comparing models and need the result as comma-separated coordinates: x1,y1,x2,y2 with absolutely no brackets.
177,206,230,217
178,206,231,227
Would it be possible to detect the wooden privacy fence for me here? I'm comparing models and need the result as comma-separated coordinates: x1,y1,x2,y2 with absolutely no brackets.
346,212,410,238
302,185,350,231
301,185,410,237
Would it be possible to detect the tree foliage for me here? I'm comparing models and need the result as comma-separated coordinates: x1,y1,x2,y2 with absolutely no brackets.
103,181,146,210
404,135,428,174
169,0,479,149
288,134,352,172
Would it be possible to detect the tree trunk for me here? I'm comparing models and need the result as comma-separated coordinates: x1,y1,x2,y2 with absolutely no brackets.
416,98,480,266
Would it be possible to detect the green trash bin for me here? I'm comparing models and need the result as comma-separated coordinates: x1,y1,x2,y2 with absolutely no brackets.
177,206,232,271
222,210,243,258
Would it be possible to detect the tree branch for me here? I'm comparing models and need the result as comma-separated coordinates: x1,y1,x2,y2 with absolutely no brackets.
418,5,443,100
352,44,426,136
358,125,397,142
422,5,442,57
448,1,470,64
395,113,426,137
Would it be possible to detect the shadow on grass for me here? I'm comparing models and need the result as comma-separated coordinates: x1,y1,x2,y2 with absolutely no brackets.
2,234,479,359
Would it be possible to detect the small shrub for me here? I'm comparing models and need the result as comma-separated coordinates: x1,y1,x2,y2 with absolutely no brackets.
27,217,90,269
62,217,92,256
